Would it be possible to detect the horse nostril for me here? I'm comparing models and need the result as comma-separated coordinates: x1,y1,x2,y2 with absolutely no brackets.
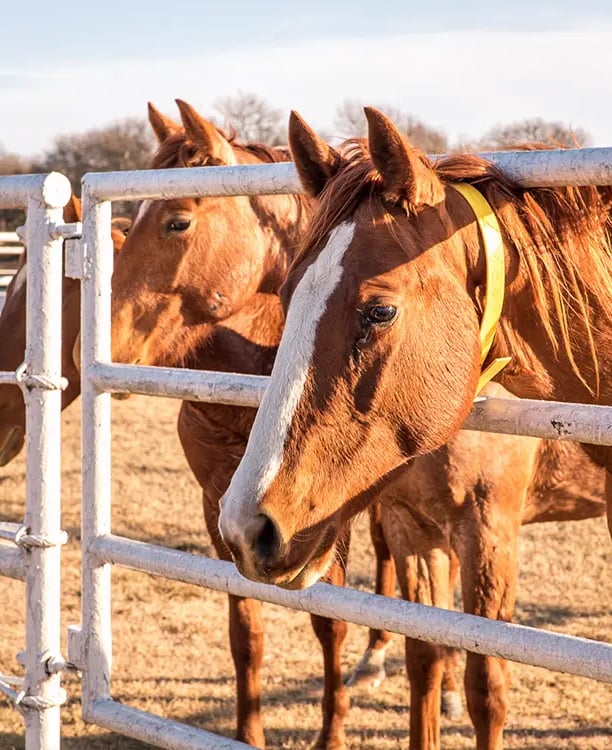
253,513,282,564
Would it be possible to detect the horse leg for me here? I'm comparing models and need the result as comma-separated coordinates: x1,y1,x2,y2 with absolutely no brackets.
347,501,395,689
384,507,449,750
311,530,351,750
458,514,520,750
229,595,266,747
204,499,266,748
606,470,612,539
440,551,463,721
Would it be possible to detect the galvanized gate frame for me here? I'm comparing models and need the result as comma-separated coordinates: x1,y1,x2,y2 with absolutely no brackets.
0,172,73,750
2,151,612,750
67,151,612,750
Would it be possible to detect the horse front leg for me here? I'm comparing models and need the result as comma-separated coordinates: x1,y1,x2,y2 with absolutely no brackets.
383,505,450,750
606,470,612,539
348,501,395,689
311,529,351,750
441,551,463,721
402,547,450,750
204,499,266,748
229,594,266,748
457,512,520,750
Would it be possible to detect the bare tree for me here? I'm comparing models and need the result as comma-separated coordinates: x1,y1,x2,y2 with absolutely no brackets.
214,92,285,145
479,118,591,149
333,99,369,138
35,118,155,195
334,99,448,153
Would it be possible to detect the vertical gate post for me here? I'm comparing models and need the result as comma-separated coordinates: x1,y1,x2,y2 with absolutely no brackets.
22,174,71,750
79,188,114,719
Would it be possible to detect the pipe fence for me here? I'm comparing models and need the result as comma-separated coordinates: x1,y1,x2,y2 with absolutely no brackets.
2,150,612,748
66,151,612,749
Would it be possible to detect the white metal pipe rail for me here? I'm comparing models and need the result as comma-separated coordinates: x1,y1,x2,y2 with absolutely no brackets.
0,231,21,243
88,700,251,750
90,361,612,445
0,545,26,581
97,534,612,683
0,172,71,750
76,154,612,749
82,145,612,202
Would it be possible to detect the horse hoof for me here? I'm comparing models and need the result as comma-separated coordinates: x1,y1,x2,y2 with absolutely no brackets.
237,728,265,749
311,731,347,750
346,646,389,690
441,689,464,721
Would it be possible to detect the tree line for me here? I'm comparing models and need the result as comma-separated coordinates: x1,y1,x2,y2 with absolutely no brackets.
0,92,590,229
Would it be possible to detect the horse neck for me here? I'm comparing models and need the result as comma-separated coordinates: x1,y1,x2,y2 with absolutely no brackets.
490,242,612,406
249,191,314,295
181,292,284,437
187,292,283,376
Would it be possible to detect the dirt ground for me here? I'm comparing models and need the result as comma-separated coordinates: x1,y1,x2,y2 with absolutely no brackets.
1,394,611,749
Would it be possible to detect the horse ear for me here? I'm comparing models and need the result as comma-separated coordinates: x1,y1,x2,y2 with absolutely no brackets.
288,111,343,198
147,102,181,144
364,107,444,209
63,194,82,223
175,99,236,165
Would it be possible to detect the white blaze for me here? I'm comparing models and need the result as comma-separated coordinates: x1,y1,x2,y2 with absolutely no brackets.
132,199,153,228
221,221,355,531
10,261,27,297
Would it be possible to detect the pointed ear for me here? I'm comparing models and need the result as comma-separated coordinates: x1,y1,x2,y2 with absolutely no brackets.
175,99,236,165
63,194,82,223
147,102,181,144
364,107,444,209
288,111,343,198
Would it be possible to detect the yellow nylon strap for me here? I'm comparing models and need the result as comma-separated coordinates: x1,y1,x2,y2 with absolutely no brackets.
451,183,511,394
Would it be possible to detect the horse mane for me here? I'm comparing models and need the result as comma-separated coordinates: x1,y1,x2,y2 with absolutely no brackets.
296,140,612,392
150,128,290,170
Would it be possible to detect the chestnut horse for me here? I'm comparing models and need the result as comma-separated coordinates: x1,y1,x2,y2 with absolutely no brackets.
108,100,405,748
0,197,128,466
121,106,606,749
219,108,612,586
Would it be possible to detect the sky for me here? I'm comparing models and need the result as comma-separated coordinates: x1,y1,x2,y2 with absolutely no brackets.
2,0,612,155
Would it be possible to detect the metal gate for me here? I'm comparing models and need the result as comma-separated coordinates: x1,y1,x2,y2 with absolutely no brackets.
2,153,612,749
66,153,612,749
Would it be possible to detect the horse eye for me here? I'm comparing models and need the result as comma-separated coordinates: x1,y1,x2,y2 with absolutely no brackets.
366,305,397,325
166,218,191,233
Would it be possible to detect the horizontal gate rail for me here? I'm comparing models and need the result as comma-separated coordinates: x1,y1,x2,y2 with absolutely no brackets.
90,361,612,446
87,700,250,750
0,231,22,243
82,145,612,202
0,370,19,385
90,362,267,408
95,534,612,684
0,545,26,580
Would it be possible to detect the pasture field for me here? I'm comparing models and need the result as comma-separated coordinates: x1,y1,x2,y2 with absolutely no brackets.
1,394,611,749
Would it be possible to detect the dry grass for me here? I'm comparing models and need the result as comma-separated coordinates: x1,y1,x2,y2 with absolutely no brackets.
1,395,611,749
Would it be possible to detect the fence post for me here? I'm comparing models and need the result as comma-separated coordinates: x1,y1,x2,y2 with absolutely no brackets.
22,174,70,750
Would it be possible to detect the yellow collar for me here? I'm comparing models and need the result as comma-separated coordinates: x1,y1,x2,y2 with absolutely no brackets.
451,183,511,395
